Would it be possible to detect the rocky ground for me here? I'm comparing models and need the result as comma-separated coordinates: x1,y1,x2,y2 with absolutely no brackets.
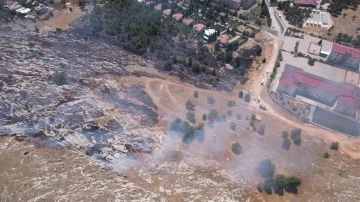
0,27,359,202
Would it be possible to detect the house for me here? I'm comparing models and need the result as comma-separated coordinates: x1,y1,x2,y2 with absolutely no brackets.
204,28,216,41
154,3,161,11
293,0,317,8
193,23,206,32
16,7,31,15
217,34,230,46
182,18,194,26
163,9,171,16
6,2,21,10
276,64,360,117
242,0,257,10
35,4,48,15
172,13,183,21
326,43,360,71
308,42,322,55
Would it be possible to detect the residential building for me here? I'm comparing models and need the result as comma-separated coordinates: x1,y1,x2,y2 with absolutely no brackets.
326,43,360,71
293,0,317,8
16,7,31,15
277,64,360,117
35,4,48,15
204,29,216,41
182,18,194,26
154,3,161,11
217,34,230,46
242,0,257,10
172,13,183,21
163,9,171,16
193,23,206,32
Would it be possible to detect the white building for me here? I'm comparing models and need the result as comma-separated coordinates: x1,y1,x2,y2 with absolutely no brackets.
204,29,216,41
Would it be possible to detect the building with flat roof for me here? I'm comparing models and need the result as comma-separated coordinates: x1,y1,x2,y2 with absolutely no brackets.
308,42,321,55
293,0,317,8
242,0,257,10
326,43,360,71
277,64,360,117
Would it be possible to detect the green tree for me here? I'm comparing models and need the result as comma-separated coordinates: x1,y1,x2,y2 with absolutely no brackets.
275,174,289,189
231,142,243,155
258,125,265,135
244,94,251,102
286,176,302,188
330,142,339,150
52,72,67,86
290,128,302,146
186,111,196,124
230,122,236,131
194,91,198,98
323,152,330,158
239,91,243,99
202,113,207,121
225,51,233,63
208,109,218,123
185,101,195,111
263,178,274,194
207,96,216,105
164,60,173,71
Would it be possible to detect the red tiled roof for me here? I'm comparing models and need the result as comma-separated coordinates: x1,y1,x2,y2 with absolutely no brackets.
331,43,360,59
193,23,206,32
172,13,183,21
182,18,194,25
293,0,317,6
279,64,360,110
217,34,230,45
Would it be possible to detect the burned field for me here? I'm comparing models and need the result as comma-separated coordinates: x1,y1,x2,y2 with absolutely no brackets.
0,26,360,201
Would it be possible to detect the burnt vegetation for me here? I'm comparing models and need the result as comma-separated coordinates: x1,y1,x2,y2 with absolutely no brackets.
169,118,204,144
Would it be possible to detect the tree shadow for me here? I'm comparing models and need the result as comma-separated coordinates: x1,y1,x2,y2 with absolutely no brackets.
285,186,298,194
274,186,285,196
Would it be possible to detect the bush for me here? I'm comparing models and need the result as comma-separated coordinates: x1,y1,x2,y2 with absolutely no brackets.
286,176,301,188
236,114,242,120
52,72,67,86
208,109,218,123
244,94,251,102
258,125,265,135
290,128,302,146
55,28,62,33
194,91,198,98
207,96,216,105
230,122,236,131
323,152,330,158
239,91,243,99
231,142,243,155
227,100,236,107
262,58,266,63
186,111,196,124
330,142,339,150
308,58,315,66
258,159,275,178
227,110,232,117
164,60,173,71
185,101,195,111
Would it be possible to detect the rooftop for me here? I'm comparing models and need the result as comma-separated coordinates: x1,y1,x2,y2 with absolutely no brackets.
293,0,317,6
193,23,206,32
217,34,230,45
154,4,161,11
280,64,360,110
172,13,183,21
331,43,360,59
308,42,321,55
182,18,194,26
163,9,171,16
204,29,216,36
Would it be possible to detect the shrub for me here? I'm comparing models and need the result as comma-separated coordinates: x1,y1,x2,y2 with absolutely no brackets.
330,142,339,150
208,109,218,123
55,28,62,33
230,122,236,131
227,100,236,107
307,58,315,66
258,159,275,178
236,114,242,120
257,183,264,192
262,58,266,63
290,128,302,146
323,152,330,158
282,138,291,150
286,176,301,188
194,91,198,98
52,72,67,86
239,91,244,99
231,142,243,155
227,110,232,117
258,125,265,135
164,60,173,71
186,111,196,124
244,94,251,102
202,113,207,121
207,96,216,105
185,101,195,111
